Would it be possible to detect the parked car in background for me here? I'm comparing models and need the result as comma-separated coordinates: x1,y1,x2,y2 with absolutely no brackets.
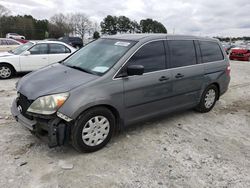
0,38,21,52
6,33,25,40
59,36,83,49
222,44,235,54
14,38,29,44
11,34,230,152
0,41,76,79
229,47,250,61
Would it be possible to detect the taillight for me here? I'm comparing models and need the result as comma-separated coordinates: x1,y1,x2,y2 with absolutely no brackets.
226,65,231,76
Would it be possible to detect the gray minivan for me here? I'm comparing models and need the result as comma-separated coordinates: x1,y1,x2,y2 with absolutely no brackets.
11,34,230,152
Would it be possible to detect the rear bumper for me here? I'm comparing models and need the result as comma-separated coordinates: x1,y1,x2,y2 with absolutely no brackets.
229,55,249,61
11,99,70,147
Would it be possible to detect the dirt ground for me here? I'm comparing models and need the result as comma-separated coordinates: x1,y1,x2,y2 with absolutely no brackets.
0,60,249,188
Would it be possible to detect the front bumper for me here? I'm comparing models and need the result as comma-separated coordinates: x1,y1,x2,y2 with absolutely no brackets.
11,99,70,147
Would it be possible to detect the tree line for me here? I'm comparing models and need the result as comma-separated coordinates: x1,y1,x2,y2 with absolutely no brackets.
0,4,167,40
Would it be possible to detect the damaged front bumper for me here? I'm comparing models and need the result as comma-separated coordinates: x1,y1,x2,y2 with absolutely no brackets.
11,99,70,148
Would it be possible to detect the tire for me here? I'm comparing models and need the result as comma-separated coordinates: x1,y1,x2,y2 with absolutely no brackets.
0,64,15,79
195,85,219,113
71,107,115,152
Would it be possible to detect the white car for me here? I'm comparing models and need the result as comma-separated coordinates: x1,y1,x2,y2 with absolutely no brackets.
0,41,76,79
0,38,22,52
6,33,26,40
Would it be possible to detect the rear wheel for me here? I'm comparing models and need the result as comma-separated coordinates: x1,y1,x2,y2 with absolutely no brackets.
195,85,219,113
71,107,115,152
0,64,15,79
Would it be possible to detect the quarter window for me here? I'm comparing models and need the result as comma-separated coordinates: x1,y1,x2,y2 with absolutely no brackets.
168,40,197,68
29,44,48,54
49,43,70,54
126,41,166,73
199,41,224,63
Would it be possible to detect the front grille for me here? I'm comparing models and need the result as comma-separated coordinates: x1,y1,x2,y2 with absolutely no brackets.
16,93,34,120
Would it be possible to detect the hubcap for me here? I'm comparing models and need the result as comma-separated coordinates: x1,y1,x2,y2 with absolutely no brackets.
0,66,11,78
82,116,110,146
204,89,216,109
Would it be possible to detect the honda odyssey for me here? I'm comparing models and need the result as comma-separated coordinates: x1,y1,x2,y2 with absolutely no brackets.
11,34,230,152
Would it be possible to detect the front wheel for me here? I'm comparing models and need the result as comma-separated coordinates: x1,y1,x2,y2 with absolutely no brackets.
0,64,15,79
71,107,115,152
195,85,219,113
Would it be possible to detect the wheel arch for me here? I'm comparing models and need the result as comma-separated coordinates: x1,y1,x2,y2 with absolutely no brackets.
209,82,220,100
75,104,123,132
0,62,17,73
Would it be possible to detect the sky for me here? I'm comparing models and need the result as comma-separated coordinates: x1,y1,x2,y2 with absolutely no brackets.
1,0,250,37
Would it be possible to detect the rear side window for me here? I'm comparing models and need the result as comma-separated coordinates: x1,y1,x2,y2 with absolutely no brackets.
49,43,71,54
126,41,166,73
168,40,197,68
199,41,224,63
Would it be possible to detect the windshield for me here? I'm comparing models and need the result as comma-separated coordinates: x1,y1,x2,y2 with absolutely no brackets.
10,42,34,55
63,38,136,75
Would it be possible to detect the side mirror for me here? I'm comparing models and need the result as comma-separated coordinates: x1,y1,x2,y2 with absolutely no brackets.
23,51,31,56
127,65,144,76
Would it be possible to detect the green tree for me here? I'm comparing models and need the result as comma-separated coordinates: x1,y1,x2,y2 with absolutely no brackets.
140,18,167,33
100,15,118,35
93,31,100,39
117,16,131,33
130,20,141,33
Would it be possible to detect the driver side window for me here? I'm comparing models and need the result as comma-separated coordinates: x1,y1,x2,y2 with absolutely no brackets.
29,44,48,55
126,41,166,73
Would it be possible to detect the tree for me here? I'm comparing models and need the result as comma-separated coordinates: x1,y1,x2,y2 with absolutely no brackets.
69,13,92,41
0,4,10,37
140,18,167,33
117,16,131,33
0,4,10,17
100,15,118,35
93,31,100,39
49,13,71,38
130,20,141,33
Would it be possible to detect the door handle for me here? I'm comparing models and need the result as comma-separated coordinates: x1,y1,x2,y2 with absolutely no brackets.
159,76,170,81
42,57,47,59
175,73,184,78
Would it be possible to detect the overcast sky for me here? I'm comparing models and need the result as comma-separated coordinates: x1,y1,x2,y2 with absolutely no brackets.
1,0,250,37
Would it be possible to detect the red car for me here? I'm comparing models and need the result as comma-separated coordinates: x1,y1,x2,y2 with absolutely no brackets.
14,38,29,44
229,48,250,61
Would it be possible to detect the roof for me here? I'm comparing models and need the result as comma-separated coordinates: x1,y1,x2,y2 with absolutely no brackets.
102,34,218,42
28,40,76,50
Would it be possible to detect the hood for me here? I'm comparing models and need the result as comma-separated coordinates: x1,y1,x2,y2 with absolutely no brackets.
0,52,14,57
17,63,99,100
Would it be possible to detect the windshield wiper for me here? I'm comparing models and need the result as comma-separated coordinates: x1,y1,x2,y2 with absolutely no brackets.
66,65,95,75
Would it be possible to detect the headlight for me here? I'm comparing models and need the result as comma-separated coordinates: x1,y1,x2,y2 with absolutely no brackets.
27,93,69,115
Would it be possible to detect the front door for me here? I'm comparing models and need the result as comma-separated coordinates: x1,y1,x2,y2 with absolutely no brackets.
19,43,49,71
121,40,173,124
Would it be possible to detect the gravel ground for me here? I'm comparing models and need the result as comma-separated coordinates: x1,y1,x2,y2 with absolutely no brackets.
0,60,249,188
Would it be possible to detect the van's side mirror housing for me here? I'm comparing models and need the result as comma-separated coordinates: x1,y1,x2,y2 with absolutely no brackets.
127,65,144,76
23,51,31,56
